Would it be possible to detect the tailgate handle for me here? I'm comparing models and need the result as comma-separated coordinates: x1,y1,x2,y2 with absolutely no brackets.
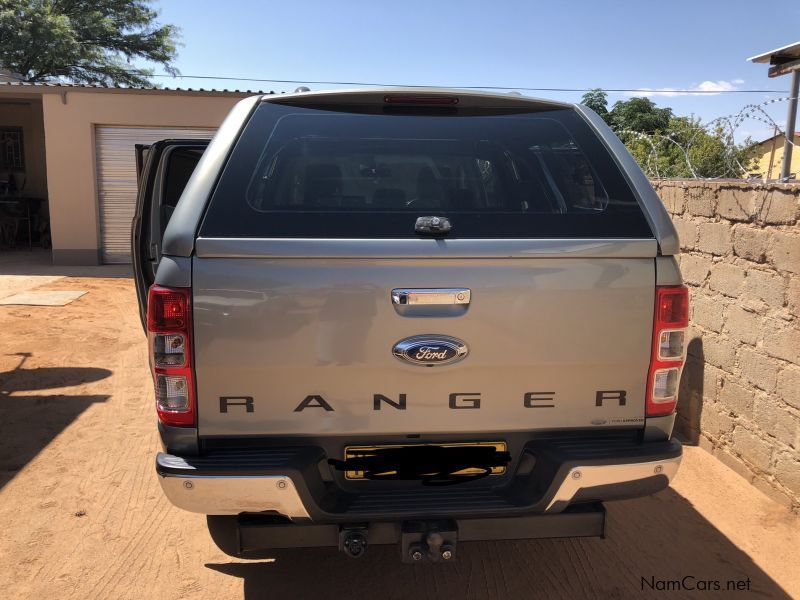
391,288,471,306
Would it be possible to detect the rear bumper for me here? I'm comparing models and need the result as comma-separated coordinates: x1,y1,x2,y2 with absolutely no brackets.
544,457,680,511
159,473,311,518
156,437,682,520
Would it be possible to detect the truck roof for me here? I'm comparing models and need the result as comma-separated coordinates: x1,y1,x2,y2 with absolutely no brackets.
260,87,574,110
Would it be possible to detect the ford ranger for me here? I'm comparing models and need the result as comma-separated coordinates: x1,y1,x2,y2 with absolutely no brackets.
132,89,687,562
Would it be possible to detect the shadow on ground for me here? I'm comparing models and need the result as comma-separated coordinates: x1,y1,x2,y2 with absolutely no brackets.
0,352,111,489
206,487,790,599
676,337,704,445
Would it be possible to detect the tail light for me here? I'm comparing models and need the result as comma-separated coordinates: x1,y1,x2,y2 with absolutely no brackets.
147,285,195,426
646,285,689,417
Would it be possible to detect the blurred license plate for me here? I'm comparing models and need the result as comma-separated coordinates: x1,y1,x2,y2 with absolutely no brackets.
344,441,507,480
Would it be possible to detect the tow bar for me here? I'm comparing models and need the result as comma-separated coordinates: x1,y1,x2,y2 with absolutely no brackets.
401,520,458,563
231,504,606,560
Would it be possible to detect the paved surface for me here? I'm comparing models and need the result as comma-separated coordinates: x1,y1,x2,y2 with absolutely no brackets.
0,289,87,306
0,272,798,599
0,274,63,300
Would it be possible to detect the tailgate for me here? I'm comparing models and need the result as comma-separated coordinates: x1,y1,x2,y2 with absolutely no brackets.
192,242,655,436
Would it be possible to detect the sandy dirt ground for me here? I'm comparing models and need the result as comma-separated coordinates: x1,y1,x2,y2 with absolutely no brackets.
0,274,798,600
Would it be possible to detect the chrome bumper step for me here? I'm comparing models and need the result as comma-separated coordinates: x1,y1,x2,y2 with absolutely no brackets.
156,438,682,519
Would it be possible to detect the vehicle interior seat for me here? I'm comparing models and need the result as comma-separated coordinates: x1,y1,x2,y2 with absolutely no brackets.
305,163,343,207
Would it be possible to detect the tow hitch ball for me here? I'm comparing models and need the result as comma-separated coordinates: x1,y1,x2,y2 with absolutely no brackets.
402,521,458,564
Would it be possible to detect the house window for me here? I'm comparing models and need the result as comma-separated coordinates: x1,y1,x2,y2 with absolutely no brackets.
0,127,25,170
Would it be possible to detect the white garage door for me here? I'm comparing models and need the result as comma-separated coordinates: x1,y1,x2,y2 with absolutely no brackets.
95,126,214,264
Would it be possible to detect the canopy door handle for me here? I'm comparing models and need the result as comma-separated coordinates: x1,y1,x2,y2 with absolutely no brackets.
391,288,471,306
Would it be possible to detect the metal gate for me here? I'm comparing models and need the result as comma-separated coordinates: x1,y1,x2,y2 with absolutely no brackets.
95,126,214,264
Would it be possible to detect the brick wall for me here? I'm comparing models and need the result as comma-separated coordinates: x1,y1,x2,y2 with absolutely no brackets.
652,180,800,510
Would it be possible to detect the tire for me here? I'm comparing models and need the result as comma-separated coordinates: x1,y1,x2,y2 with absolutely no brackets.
206,515,241,557
207,515,281,559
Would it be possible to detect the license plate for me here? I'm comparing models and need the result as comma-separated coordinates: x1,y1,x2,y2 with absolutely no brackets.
343,442,507,480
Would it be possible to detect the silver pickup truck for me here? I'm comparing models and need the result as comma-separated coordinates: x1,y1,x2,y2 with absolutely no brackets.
132,89,687,562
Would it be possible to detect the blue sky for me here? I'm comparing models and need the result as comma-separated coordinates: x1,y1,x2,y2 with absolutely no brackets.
151,0,800,142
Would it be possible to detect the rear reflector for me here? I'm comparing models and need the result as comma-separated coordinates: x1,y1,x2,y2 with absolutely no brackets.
147,285,195,427
383,95,459,105
646,286,689,417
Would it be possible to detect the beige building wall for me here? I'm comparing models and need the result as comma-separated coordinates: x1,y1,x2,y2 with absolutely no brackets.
755,135,800,180
40,90,247,264
0,99,48,198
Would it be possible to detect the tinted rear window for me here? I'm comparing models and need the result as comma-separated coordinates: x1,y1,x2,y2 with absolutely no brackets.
200,102,653,239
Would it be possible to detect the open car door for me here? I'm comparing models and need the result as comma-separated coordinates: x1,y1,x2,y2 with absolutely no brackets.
132,139,209,329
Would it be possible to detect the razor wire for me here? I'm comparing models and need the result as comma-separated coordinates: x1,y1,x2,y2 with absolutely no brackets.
615,97,798,180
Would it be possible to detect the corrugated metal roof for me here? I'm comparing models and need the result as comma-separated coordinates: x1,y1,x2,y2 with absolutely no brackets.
748,41,800,64
756,131,800,145
0,80,275,95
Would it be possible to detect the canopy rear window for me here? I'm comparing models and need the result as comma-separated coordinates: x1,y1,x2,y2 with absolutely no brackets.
200,102,653,239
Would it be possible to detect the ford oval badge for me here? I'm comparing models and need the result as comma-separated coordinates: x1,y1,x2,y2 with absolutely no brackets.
392,335,468,367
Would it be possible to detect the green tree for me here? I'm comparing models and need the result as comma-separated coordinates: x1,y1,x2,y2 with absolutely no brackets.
0,0,179,86
609,97,673,134
575,91,756,178
580,88,610,122
620,115,757,178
